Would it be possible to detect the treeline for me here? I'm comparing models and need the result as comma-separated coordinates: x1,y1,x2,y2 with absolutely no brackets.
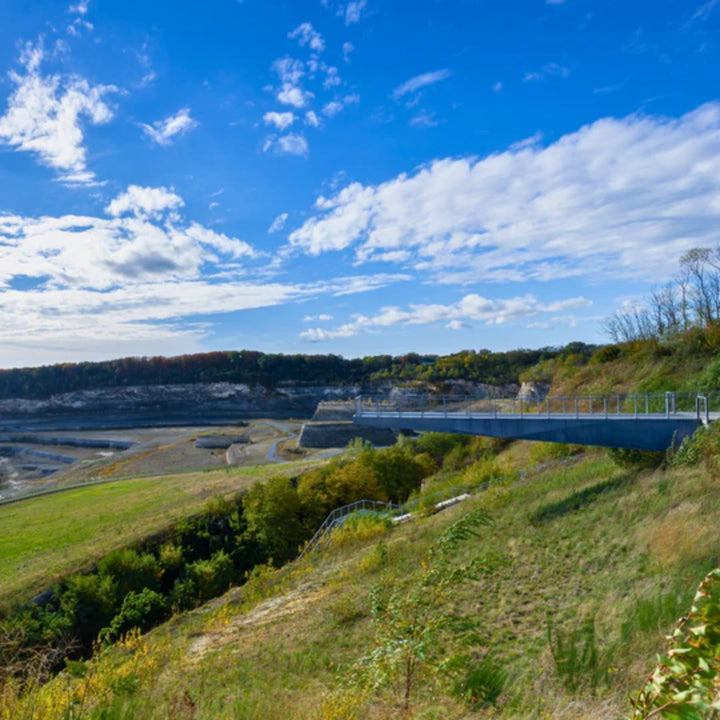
1,438,465,683
0,345,596,400
606,247,720,342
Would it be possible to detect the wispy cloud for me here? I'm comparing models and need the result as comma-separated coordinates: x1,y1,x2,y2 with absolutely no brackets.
393,69,452,99
690,0,719,22
141,108,198,146
523,62,570,81
268,213,289,233
300,294,592,342
0,40,115,185
344,0,367,24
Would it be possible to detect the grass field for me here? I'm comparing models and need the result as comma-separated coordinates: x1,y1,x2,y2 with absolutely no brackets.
0,458,321,611
11,443,720,719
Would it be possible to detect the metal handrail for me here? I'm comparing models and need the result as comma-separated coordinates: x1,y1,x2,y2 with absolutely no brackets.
297,499,401,560
354,392,720,420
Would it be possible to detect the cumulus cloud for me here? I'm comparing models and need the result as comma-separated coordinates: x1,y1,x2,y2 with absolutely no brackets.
392,69,452,99
68,0,89,14
277,84,313,108
141,108,198,146
342,42,354,63
268,212,289,233
263,111,295,130
288,22,325,52
0,41,115,185
288,103,720,285
303,314,333,322
305,110,320,127
300,294,591,341
105,185,184,219
276,134,309,156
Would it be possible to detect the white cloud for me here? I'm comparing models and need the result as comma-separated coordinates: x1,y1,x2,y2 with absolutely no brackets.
0,41,115,185
300,294,591,342
303,314,333,322
273,57,305,85
263,111,296,130
288,22,325,52
393,69,452,99
289,103,720,285
409,111,437,128
322,94,359,117
323,66,341,89
493,81,503,92
68,0,89,14
277,84,313,108
276,134,309,156
105,185,184,219
141,108,198,146
344,0,367,24
322,101,344,117
342,42,354,63
691,0,718,21
305,110,320,127
523,63,570,81
268,212,289,233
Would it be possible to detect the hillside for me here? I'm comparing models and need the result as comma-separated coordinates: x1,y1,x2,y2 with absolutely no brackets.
4,442,718,719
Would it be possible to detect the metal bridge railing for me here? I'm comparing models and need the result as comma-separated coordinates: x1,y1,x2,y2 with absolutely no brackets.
296,499,402,560
355,392,720,423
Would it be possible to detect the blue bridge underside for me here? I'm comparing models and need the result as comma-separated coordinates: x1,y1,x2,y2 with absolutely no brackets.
353,414,702,451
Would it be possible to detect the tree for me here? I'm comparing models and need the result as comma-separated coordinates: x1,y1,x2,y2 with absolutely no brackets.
346,508,493,713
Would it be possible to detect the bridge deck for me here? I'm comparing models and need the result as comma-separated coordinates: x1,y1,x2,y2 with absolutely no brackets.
353,394,717,451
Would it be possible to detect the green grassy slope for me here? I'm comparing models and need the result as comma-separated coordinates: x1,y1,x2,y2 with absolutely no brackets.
0,460,316,612
17,445,720,719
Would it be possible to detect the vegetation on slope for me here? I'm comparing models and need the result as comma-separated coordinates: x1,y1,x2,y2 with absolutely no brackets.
4,428,720,718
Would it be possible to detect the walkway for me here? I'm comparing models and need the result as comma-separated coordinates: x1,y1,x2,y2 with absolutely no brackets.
353,392,718,451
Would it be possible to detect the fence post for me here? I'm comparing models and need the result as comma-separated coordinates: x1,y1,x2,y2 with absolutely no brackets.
575,397,579,419
634,396,638,418
645,395,649,415
665,392,670,419
443,395,447,418
604,397,608,419
589,396,593,414
617,395,621,414
520,398,524,418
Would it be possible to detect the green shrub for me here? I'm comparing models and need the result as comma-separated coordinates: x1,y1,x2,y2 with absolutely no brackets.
606,447,664,470
186,550,235,603
670,422,720,477
59,573,118,645
99,588,167,645
97,549,162,596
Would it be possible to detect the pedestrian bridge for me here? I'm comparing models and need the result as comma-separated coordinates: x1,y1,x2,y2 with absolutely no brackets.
353,393,719,451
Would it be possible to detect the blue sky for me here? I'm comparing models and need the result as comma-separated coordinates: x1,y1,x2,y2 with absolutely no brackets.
0,0,719,368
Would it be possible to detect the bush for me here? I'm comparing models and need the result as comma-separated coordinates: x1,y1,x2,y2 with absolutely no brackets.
59,573,118,645
99,588,167,645
670,422,720,477
606,447,664,470
186,550,235,603
97,549,162,596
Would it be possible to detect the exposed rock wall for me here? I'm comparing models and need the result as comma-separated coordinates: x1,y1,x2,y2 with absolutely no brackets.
0,383,362,418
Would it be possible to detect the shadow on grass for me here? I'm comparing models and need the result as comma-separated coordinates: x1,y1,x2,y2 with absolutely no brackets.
530,474,633,525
